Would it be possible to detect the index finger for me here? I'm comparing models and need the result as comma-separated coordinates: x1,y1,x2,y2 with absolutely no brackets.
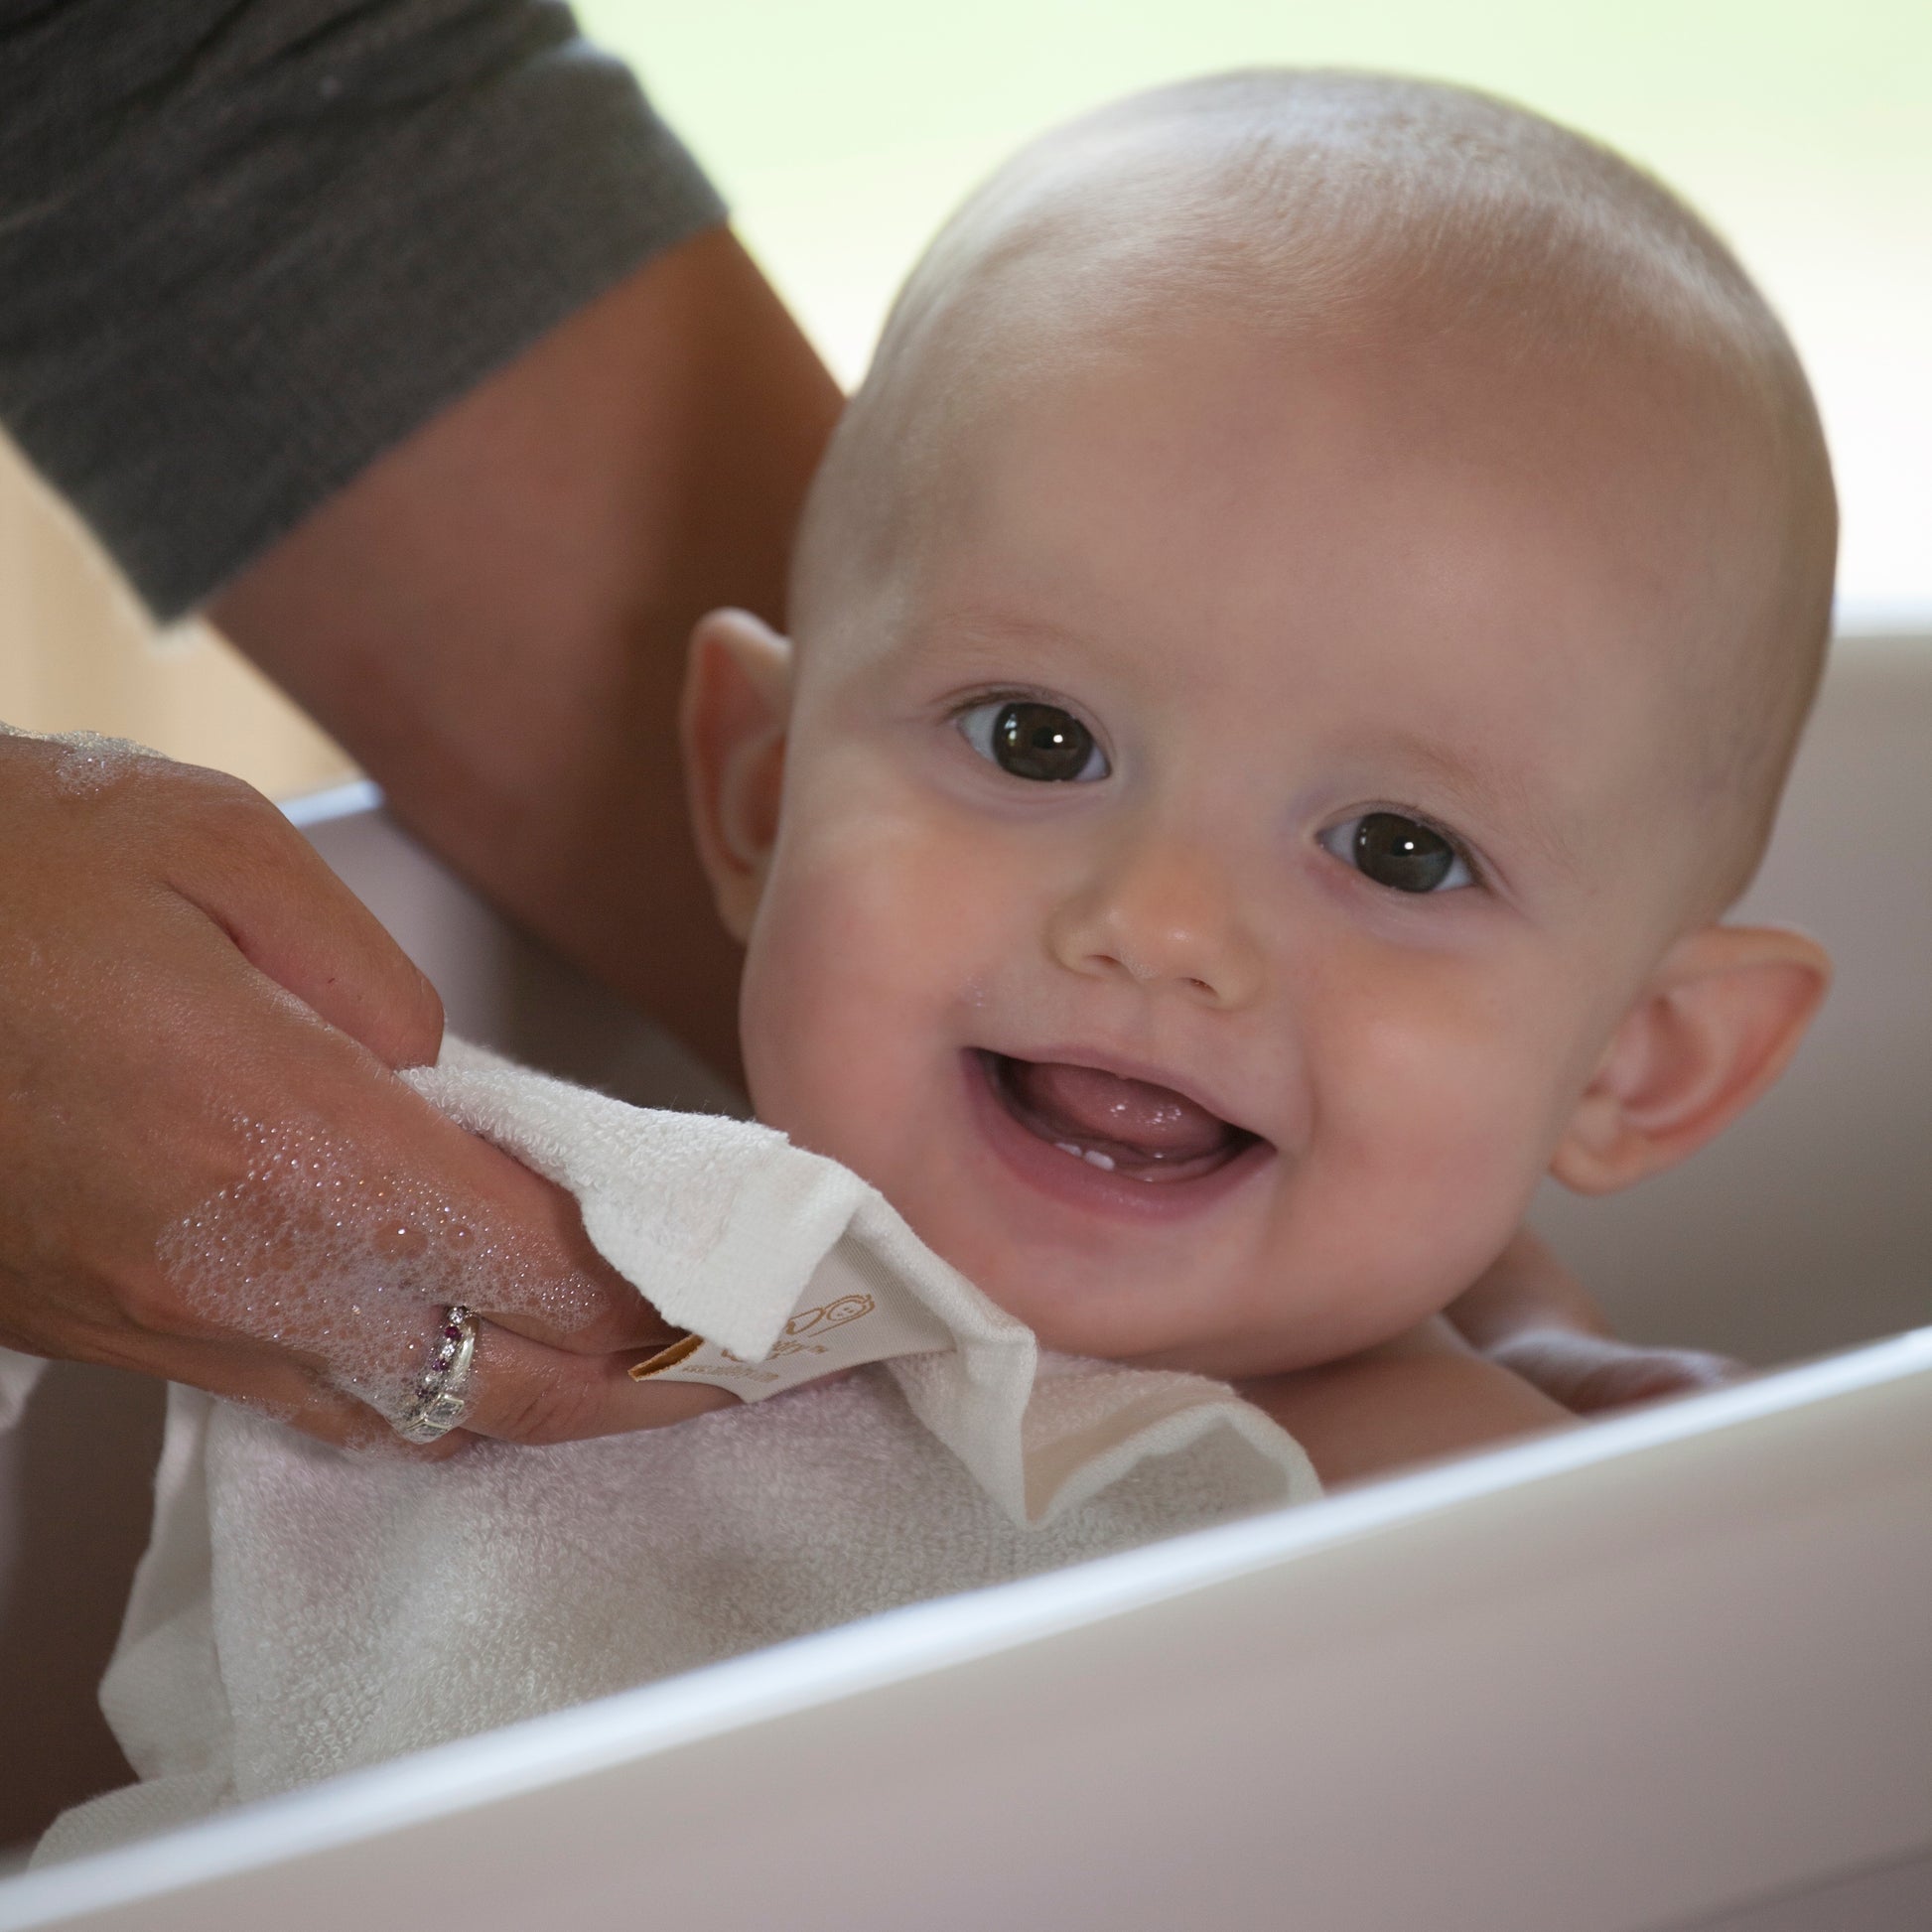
155,1025,679,1418
146,774,670,1355
429,1111,678,1356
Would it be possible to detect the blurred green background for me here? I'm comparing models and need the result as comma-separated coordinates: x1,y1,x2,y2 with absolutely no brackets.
585,0,1932,615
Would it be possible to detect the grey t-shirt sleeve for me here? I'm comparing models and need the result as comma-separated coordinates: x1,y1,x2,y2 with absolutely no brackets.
0,0,727,620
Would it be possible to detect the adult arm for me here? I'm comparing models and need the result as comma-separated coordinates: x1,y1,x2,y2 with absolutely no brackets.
4,0,840,1083
0,1,834,1443
209,223,840,1086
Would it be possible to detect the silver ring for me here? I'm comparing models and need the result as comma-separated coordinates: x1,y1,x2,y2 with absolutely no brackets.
395,1305,480,1444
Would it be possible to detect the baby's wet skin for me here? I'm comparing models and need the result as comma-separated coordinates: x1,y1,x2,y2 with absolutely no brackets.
680,86,1831,1389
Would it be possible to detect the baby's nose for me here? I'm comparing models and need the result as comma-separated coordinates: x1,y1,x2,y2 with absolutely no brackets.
1045,833,1264,1010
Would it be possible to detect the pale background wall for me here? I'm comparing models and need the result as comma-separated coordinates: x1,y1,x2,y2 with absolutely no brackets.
0,447,352,795
3,0,1926,800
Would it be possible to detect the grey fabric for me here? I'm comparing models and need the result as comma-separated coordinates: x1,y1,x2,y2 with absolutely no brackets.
0,1,726,619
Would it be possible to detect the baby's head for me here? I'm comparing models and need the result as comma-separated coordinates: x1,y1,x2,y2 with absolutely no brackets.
683,71,1834,1378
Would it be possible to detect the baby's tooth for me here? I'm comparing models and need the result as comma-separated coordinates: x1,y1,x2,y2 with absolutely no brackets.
1051,1139,1121,1173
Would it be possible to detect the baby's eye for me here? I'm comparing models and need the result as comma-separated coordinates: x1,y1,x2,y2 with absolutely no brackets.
956,700,1109,783
1319,810,1473,894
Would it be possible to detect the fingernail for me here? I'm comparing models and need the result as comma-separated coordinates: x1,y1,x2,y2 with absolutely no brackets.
628,1332,704,1382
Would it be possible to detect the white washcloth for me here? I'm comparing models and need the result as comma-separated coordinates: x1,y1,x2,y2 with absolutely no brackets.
36,1042,1316,1863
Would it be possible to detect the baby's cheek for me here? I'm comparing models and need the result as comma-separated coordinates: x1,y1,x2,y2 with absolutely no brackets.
741,873,909,1149
1311,984,1562,1310
738,811,1008,1173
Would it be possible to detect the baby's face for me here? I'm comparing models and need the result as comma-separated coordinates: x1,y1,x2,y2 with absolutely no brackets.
707,318,1778,1377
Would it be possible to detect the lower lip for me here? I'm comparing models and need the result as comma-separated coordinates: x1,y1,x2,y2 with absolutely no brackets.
961,1050,1273,1224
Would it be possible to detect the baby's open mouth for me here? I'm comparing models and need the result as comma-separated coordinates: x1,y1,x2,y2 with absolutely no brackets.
977,1050,1261,1184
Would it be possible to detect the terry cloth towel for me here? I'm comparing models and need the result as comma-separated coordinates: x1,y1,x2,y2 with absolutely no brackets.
36,1040,1317,1863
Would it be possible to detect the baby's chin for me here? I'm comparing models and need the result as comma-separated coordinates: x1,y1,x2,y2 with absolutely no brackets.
867,1196,1276,1371
878,1179,1492,1379
749,1076,1462,1377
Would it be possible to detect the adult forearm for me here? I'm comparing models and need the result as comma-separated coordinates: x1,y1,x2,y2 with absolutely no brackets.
210,225,843,1086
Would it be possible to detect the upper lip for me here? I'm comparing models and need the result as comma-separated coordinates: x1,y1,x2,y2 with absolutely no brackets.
976,1042,1269,1147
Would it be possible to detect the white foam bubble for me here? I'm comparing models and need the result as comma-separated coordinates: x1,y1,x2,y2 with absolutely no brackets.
160,1117,609,1428
52,730,163,793
2,721,170,792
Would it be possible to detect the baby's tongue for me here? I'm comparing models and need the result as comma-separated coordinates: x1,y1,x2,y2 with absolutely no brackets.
1007,1058,1231,1164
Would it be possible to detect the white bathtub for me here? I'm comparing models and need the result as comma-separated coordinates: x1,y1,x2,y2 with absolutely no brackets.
1,630,1927,1931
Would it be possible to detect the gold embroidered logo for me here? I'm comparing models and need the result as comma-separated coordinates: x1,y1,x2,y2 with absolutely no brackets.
786,1294,875,1335
627,1294,880,1383
720,1293,879,1364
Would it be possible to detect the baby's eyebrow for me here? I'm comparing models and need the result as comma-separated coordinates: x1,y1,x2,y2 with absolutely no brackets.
899,604,1213,706
905,605,1095,670
1365,727,1584,882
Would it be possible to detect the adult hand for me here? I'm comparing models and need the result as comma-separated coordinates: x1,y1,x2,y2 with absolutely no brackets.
1446,1227,1744,1413
0,733,729,1452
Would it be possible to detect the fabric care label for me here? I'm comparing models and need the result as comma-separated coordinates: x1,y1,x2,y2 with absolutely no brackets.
629,1238,958,1401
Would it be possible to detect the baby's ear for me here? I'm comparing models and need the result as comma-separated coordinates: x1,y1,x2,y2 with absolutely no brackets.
1551,924,1830,1195
680,608,794,941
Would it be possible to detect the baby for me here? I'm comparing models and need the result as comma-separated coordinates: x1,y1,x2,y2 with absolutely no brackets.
40,69,1836,1856
671,69,1831,1459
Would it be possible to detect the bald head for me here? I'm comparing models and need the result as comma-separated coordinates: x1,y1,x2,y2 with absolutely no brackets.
793,70,1835,907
